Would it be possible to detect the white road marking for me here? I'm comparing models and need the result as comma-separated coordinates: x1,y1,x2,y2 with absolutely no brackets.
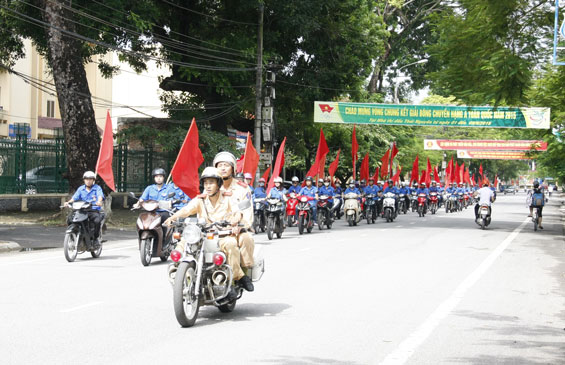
0,244,137,267
60,301,103,313
377,217,529,365
409,222,416,225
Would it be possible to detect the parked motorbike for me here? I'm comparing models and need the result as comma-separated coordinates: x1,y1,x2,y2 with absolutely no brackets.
343,192,362,226
168,219,264,327
476,204,491,230
429,192,439,215
383,192,396,222
417,193,427,217
297,196,315,234
62,201,104,262
316,195,333,230
253,198,266,233
266,198,285,240
285,193,299,227
364,194,377,224
131,192,177,266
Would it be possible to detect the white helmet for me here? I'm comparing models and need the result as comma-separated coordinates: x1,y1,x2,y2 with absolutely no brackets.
274,177,283,183
291,176,299,182
213,151,236,171
83,171,96,179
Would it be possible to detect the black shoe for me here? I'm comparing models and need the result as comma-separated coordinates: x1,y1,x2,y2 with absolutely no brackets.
227,288,238,301
238,276,254,292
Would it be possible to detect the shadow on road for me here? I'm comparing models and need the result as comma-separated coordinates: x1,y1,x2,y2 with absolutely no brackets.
193,302,291,328
254,355,363,365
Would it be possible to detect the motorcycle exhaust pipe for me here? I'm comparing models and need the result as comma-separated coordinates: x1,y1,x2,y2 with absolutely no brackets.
212,270,227,286
168,264,177,286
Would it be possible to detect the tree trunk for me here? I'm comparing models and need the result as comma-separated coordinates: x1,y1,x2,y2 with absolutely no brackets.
42,0,101,192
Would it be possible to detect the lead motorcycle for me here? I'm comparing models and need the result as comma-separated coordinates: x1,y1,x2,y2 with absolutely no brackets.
317,195,333,230
476,204,491,230
364,194,377,224
285,192,299,227
297,195,315,234
168,219,264,327
429,192,439,214
266,197,285,240
62,201,104,262
344,192,362,226
383,192,396,222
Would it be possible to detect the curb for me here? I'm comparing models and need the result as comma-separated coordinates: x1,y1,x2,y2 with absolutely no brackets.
0,241,22,253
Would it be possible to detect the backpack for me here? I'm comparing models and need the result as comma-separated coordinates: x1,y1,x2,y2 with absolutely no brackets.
532,192,544,206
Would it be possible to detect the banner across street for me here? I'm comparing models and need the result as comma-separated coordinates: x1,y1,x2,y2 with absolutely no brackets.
424,139,548,151
314,102,550,129
457,150,533,160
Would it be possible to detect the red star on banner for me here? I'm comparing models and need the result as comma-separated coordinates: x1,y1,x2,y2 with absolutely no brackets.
319,104,334,113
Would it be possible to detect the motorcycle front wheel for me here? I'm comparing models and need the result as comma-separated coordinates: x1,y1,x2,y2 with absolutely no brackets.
173,261,200,327
267,217,275,240
140,238,153,266
63,230,79,262
317,212,324,230
298,215,305,235
287,215,294,228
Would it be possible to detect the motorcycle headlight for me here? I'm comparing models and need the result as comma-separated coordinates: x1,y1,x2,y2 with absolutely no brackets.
182,224,201,244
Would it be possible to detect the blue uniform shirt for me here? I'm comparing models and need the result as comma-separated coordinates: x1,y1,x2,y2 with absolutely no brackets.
299,185,318,206
416,187,429,196
254,186,267,199
363,185,378,196
334,186,343,195
171,184,190,209
344,187,361,195
72,184,104,211
287,184,301,194
429,186,439,193
399,186,409,195
268,186,286,200
384,186,399,194
141,183,173,212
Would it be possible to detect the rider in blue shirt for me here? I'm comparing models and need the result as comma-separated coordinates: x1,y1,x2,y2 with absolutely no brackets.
171,182,190,209
416,182,429,213
288,176,301,195
299,176,318,222
136,168,175,235
384,179,400,213
65,171,104,241
344,181,361,195
267,177,286,200
253,178,267,199
363,179,378,197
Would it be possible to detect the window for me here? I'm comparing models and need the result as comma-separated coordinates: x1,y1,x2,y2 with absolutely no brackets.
46,100,55,118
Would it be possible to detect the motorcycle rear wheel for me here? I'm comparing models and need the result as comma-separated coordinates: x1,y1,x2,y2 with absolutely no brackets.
63,231,79,262
90,239,102,258
385,210,391,222
481,219,486,230
173,262,199,327
140,238,153,267
347,215,353,226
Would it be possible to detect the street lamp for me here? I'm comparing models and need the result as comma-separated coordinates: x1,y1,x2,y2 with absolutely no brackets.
393,59,428,104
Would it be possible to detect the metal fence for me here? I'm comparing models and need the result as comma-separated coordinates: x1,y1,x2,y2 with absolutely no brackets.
0,135,174,194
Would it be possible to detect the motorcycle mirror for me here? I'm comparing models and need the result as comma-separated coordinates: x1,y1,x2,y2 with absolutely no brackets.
167,192,176,198
129,192,136,199
237,199,251,211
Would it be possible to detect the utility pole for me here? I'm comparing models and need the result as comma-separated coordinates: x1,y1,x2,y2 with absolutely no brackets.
254,3,264,183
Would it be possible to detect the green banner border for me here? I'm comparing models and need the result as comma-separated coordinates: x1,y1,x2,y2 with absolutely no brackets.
314,102,550,129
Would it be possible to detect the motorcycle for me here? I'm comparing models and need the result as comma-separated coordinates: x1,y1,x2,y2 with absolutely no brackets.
297,195,315,234
62,201,105,262
410,191,418,212
343,193,362,226
168,219,264,327
317,195,333,230
332,196,343,220
457,193,464,211
383,192,396,223
446,194,458,213
417,193,427,217
463,193,470,208
429,192,439,215
285,193,299,227
398,193,408,215
364,194,377,224
253,198,266,233
476,204,491,230
131,192,177,266
266,197,285,240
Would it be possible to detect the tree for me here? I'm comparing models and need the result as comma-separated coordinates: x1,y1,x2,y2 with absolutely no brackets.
0,0,161,191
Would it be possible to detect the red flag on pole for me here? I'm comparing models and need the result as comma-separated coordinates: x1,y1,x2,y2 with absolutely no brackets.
352,125,358,180
261,166,271,182
360,153,370,182
446,157,454,185
328,149,340,179
372,167,380,184
433,165,440,183
459,162,465,184
392,166,402,184
471,174,476,186
242,132,260,185
410,155,419,185
419,169,427,185
479,164,483,179
170,118,204,198
236,154,245,173
454,161,460,184
380,149,390,178
95,111,115,191
305,129,330,179
267,138,287,194
494,175,499,189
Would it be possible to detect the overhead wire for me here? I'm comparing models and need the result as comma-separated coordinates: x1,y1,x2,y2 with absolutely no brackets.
159,0,258,26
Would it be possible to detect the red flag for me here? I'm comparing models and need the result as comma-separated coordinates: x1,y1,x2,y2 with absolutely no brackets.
266,138,286,194
464,167,471,184
454,161,460,184
410,155,419,184
392,165,402,184
446,157,454,185
494,175,499,189
479,164,483,179
380,149,390,178
328,149,341,178
305,129,330,179
360,153,370,182
95,111,115,191
391,142,399,169
459,162,465,184
242,132,260,185
433,165,440,183
236,154,245,173
471,174,476,186
261,166,271,182
372,167,380,184
170,118,204,198
352,125,358,179
419,169,427,185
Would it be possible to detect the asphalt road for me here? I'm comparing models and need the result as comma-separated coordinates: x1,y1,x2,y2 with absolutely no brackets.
0,193,563,365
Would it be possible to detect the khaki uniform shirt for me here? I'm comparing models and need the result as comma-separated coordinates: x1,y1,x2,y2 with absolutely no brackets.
176,193,236,224
221,179,253,228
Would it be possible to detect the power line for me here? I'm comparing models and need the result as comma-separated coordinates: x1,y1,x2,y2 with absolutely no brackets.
0,4,257,72
159,0,258,26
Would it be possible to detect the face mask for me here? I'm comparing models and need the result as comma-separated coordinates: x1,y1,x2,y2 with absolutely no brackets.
259,183,265,187
324,182,330,186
